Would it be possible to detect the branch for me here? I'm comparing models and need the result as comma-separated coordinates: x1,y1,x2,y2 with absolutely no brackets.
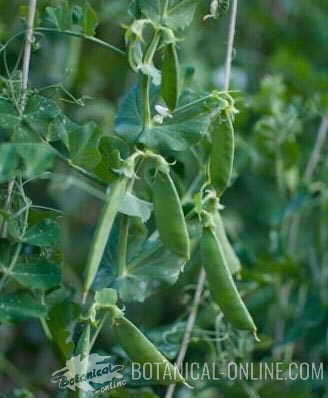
224,0,239,92
21,0,38,110
35,28,126,56
164,269,206,398
304,114,328,182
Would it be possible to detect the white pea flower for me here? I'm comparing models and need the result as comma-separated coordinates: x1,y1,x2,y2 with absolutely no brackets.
153,104,173,124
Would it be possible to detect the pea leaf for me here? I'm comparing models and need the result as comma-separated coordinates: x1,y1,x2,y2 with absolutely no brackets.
24,219,60,247
68,121,102,169
0,98,20,129
0,144,19,182
0,143,54,182
0,292,48,323
45,1,72,30
118,192,153,222
138,0,161,23
45,0,97,35
166,0,200,30
8,262,61,290
115,84,213,151
47,300,78,359
16,143,54,177
81,1,98,36
24,95,62,126
94,220,184,303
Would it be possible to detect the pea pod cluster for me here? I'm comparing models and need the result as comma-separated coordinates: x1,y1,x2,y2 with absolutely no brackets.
152,168,190,260
200,212,258,338
113,315,185,385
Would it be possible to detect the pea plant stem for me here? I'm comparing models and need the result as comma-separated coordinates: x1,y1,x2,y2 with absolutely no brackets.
21,0,37,111
117,215,130,277
0,243,22,293
304,114,328,182
1,0,37,237
141,30,161,129
0,179,15,237
165,269,206,398
35,27,126,56
224,0,239,92
288,114,328,253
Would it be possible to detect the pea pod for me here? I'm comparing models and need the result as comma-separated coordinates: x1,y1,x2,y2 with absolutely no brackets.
83,177,128,300
153,170,190,260
200,222,257,336
161,43,179,111
114,315,185,385
214,211,241,275
209,115,234,196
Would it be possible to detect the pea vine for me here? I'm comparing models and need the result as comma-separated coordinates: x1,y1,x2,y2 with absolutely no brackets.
1,0,327,397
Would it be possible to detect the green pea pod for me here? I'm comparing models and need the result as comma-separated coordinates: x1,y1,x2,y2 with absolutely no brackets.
83,177,128,300
209,115,235,196
161,43,179,111
214,211,241,275
201,224,258,337
153,170,190,260
114,316,185,385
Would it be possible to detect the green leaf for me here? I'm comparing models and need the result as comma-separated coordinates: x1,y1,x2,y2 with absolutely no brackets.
166,0,200,30
115,85,213,151
24,95,62,125
9,262,61,290
138,0,161,23
95,288,118,307
161,44,180,111
0,143,54,182
23,219,60,247
99,220,185,303
93,136,128,182
0,98,20,129
0,144,19,182
0,292,48,323
45,2,72,30
16,143,54,177
81,1,98,36
68,121,102,169
47,300,78,359
118,192,153,222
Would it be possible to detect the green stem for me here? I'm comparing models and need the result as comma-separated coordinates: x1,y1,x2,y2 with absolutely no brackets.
0,243,22,293
141,30,161,129
162,0,170,20
90,313,109,350
117,215,130,277
35,27,126,56
142,74,152,129
173,94,212,114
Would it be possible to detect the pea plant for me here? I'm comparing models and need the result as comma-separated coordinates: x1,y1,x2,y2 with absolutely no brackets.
0,0,270,396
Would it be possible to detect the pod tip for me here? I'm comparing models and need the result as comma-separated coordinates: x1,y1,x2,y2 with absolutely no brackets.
253,330,260,342
183,381,194,389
